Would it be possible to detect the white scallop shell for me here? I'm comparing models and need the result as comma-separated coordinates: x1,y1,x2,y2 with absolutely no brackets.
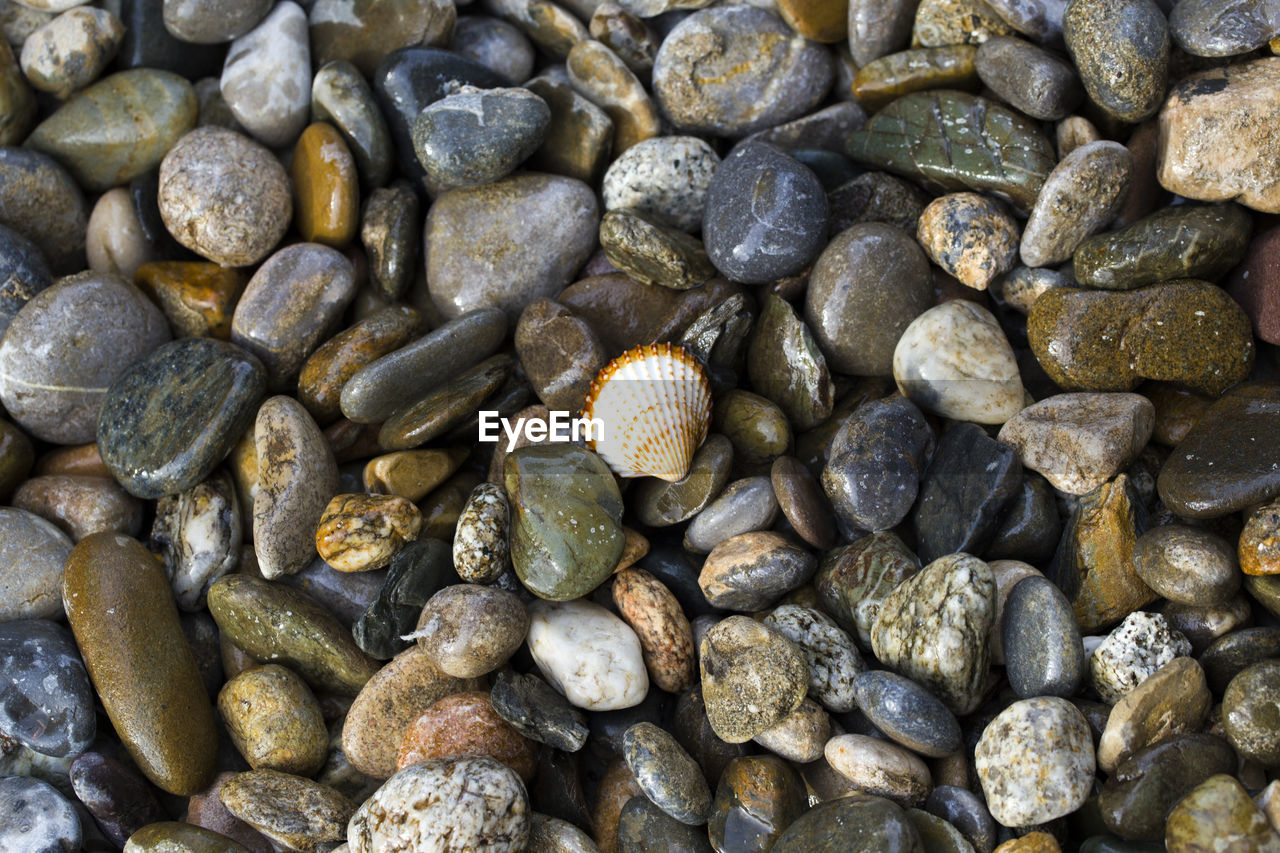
582,343,712,482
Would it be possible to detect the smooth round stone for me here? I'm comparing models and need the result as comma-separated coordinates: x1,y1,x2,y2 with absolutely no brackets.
0,147,86,274
825,734,932,807
125,822,252,853
219,1,308,147
397,691,537,781
775,795,923,853
989,560,1048,662
219,770,353,851
0,508,72,621
708,755,807,853
601,136,718,233
631,434,732,528
712,390,790,475
312,0,454,78
451,15,534,85
1020,141,1132,268
697,531,816,611
916,192,1019,291
1201,627,1280,695
893,300,1023,425
426,173,598,322
0,620,93,757
1098,733,1237,843
0,224,50,340
218,664,327,776
299,308,422,425
410,584,527,678
97,338,265,500
1165,775,1280,852
290,122,358,249
613,567,696,694
163,0,270,42
0,271,169,445
1064,0,1168,122
1133,525,1239,606
412,85,549,189
623,722,710,826
1003,576,1086,699
771,456,835,550
1170,0,1280,57
1223,661,1280,765
804,222,932,376
25,69,195,193
816,531,921,647
505,444,624,601
702,141,828,285
12,473,142,541
209,574,379,696
975,35,1081,121
747,293,834,431
975,697,1094,828
158,126,291,266
527,598,647,712
699,616,808,744
1097,657,1212,773
312,60,394,192
63,533,217,795
616,794,714,853
852,670,960,758
765,604,864,713
599,208,715,291
848,0,916,64
1091,611,1192,705
490,670,589,752
871,553,995,716
684,476,778,553
653,5,831,136
151,470,241,611
253,395,338,580
997,393,1154,497
0,777,80,853
19,7,123,99
86,187,152,281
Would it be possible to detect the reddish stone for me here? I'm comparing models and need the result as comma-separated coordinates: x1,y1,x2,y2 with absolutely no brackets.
1226,223,1280,344
396,691,537,782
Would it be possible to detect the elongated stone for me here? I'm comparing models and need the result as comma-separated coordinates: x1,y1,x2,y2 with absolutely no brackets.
312,60,394,191
747,293,833,431
63,532,217,795
1021,140,1132,268
851,46,979,113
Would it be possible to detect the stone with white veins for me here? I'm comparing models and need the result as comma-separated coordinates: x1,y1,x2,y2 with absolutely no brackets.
764,604,865,713
975,697,1094,828
219,1,309,147
150,469,241,611
997,392,1154,495
825,733,933,808
1021,140,1132,267
601,136,720,232
527,598,648,712
1089,611,1192,705
452,482,510,584
892,300,1025,425
871,552,996,715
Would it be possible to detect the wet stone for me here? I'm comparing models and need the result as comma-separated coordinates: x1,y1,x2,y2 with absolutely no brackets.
351,537,450,660
600,208,715,292
163,0,271,43
602,136,718,233
290,122,358,249
1063,0,1169,123
1164,774,1280,852
0,147,86,275
698,531,816,611
312,60,394,192
708,755,808,853
133,261,247,341
219,769,354,851
529,598,647,711
19,7,124,100
72,752,164,848
773,794,923,852
523,70,614,186
747,294,833,432
0,777,80,853
0,225,50,341
0,39,34,146
825,733,931,807
771,456,835,550
219,2,309,148
765,604,864,713
1133,524,1239,606
816,531,922,647
1003,576,1087,699
912,0,1015,45
700,616,808,744
851,45,980,114
1223,660,1280,765
397,691,537,782
0,620,94,757
0,508,72,621
613,567,696,694
854,669,961,757
976,36,1082,121
925,787,996,853
410,584,527,679
13,473,143,542
623,722,710,826
1020,141,1133,268
311,0,454,78
315,493,421,574
218,664,328,777
916,192,1019,292
451,15,534,85
515,299,608,414
828,172,931,234
124,822,253,852
616,795,713,853
413,86,549,189
1097,656,1212,773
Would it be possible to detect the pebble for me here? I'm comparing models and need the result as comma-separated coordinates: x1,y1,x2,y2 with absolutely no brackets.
85,187,151,281
0,225,50,341
0,39,34,145
1227,223,1280,345
491,670,589,753
976,697,1095,828
220,769,354,851
1090,611,1192,704
562,40,657,157
12,473,140,542
0,777,80,853
975,35,1082,121
133,260,247,340
314,493,421,573
613,567,696,694
219,1,309,147
763,604,862,713
893,300,1024,425
97,338,265,500
652,6,832,137
1097,657,1212,773
125,823,252,852
163,0,270,43
1003,576,1086,699
528,598,648,711
1133,524,1239,606
524,69,615,185
804,222,933,376
411,584,527,678
697,531,816,611
413,86,550,189
451,15,533,85
311,60,394,192
997,393,1154,496
853,669,961,757
1098,732,1235,842
699,616,808,744
1063,0,1169,122
289,122,359,249
1020,141,1133,268
349,538,446,660
73,753,164,848
0,619,94,757
602,136,718,233
825,733,933,807
1157,57,1280,213
300,309,422,425
218,664,328,777
752,696,830,763
702,141,828,285
615,794,712,853
747,293,834,431
828,172,930,234
851,45,980,114
397,691,537,782
599,208,715,291
816,531,922,647
1164,775,1280,852
1223,660,1280,765
917,192,1019,291
19,7,123,99
848,0,916,65
773,796,922,852
0,147,86,274
708,755,808,853
770,456,835,550
63,532,217,795
347,756,529,853
913,0,1015,44
623,722,710,826
158,126,292,267
0,508,72,621
925,787,996,853
426,173,598,321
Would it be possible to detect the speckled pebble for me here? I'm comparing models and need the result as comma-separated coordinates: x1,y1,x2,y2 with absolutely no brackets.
764,604,864,713
825,734,933,808
1090,611,1193,705
601,136,719,233
408,584,528,679
699,615,808,744
916,192,1020,291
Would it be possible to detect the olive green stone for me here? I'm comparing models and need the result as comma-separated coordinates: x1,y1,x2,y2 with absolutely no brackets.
699,616,808,744
747,293,833,432
218,664,328,777
63,532,217,796
845,91,1055,213
25,69,197,192
599,208,715,292
505,444,625,601
708,755,808,853
633,434,733,528
1224,660,1280,765
0,39,34,146
123,822,251,853
1073,203,1252,290
851,46,980,113
713,390,791,475
378,354,512,451
1098,733,1236,842
1164,775,1280,852
218,769,354,852
206,574,379,695
772,796,923,853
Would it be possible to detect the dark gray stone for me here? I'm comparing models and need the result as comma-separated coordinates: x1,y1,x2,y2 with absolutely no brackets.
1002,576,1087,698
412,86,550,188
0,225,51,341
491,670,589,752
0,620,94,757
853,670,961,758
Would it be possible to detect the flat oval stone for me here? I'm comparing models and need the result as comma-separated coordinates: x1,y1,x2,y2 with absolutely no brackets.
158,126,291,267
505,444,624,601
0,271,170,445
1133,525,1239,606
851,45,979,114
1164,775,1280,852
0,147,86,274
976,36,1081,121
700,616,808,744
412,85,550,189
1064,0,1169,123
747,293,833,431
825,734,932,807
426,173,598,322
1020,141,1133,268
853,670,960,758
697,531,815,611
1003,575,1086,699
124,822,252,853
0,619,94,757
490,670,588,752
220,1,309,147
312,60,394,192
623,722,710,826
132,261,247,340
218,664,327,777
632,433,733,528
976,697,1095,827
805,222,932,377
208,574,379,696
63,532,217,795
703,142,828,285
0,777,80,853
527,598,648,712
1097,657,1212,773
0,508,72,621
773,795,923,853
220,769,353,851
652,5,832,137
13,473,143,542
98,338,265,500
871,553,995,715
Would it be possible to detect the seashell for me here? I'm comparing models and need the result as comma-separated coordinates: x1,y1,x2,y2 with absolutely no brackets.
582,343,712,482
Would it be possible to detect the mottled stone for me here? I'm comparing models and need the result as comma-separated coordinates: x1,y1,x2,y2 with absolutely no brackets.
0,777,80,853
1223,660,1280,765
397,691,537,782
848,0,917,65
133,261,247,340
912,0,1015,45
1003,576,1086,698
752,696,830,763
764,604,864,713
1021,141,1132,268
1090,611,1192,704
0,620,93,757
599,208,715,292
1133,524,1238,606
1064,0,1169,122
0,147,86,274
708,755,807,853
19,7,123,99
816,531,922,646
1165,775,1280,852
825,734,932,807
623,722,710,826
828,172,930,234
528,598,648,711
746,297,833,438
613,567,696,694
218,664,327,777
1097,657,1212,772
407,584,526,679
602,136,718,233
220,769,354,852
699,616,808,745
314,494,420,574
219,2,309,147
917,192,1019,291
697,531,816,611
124,822,253,853
412,85,548,189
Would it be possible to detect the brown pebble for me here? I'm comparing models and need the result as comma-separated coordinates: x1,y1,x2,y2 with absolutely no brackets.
612,567,696,694
290,122,359,248
134,261,248,340
315,493,422,572
395,690,538,782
